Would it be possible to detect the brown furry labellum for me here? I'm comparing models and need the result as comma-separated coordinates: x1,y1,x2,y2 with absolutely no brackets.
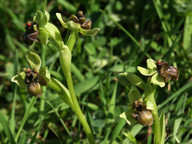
157,60,179,82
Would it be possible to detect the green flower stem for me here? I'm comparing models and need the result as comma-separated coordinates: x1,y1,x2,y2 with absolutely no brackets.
66,73,95,144
145,80,160,144
153,110,161,144
40,46,46,112
59,45,95,144
66,30,79,51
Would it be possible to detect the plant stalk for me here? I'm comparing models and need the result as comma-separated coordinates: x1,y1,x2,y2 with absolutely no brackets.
59,44,95,143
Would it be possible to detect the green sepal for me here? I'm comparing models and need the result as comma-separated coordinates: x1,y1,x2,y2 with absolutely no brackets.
128,89,142,105
35,10,43,26
11,72,27,89
56,13,100,36
80,27,100,36
44,22,63,49
26,51,41,72
38,27,48,45
147,59,157,70
151,73,165,87
137,66,156,76
56,13,68,28
117,72,145,90
40,11,50,27
56,13,80,31
119,108,137,125
35,10,50,27
39,66,51,82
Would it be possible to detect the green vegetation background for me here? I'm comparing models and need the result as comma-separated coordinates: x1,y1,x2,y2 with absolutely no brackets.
0,0,192,143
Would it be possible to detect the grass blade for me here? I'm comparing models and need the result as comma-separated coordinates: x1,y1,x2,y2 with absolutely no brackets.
0,111,16,144
15,97,37,142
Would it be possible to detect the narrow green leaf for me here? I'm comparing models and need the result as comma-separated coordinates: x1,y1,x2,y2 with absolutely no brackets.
74,76,99,96
71,63,85,82
109,118,126,143
0,111,16,144
48,77,73,108
15,97,37,142
160,112,165,144
125,73,146,89
109,82,118,114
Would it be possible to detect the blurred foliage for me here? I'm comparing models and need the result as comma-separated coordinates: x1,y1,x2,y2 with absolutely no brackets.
0,0,192,143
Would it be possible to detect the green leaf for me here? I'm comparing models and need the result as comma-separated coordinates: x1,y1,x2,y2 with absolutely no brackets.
39,66,51,82
80,27,100,36
38,27,48,45
48,77,73,108
119,109,137,125
74,76,99,96
26,51,41,72
11,72,27,88
151,73,165,87
118,72,145,90
137,66,157,76
128,89,142,105
44,22,63,49
147,59,157,70
160,112,165,144
0,111,16,144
